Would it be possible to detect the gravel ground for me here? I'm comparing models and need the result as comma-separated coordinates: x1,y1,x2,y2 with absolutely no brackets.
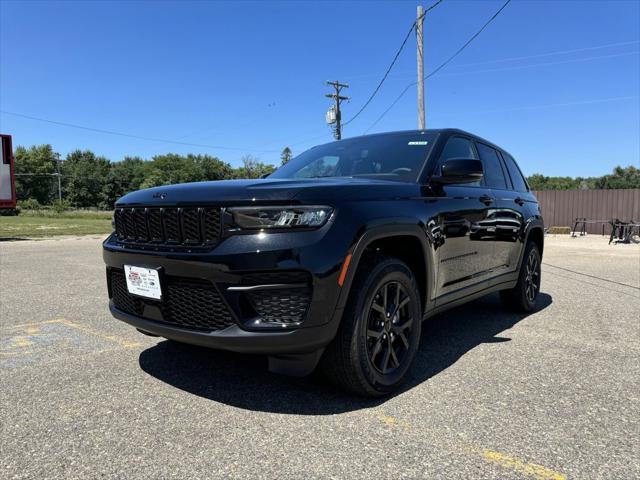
1,235,638,479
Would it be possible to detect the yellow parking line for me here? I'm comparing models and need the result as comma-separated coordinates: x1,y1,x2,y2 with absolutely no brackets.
53,319,143,349
374,411,414,432
4,319,142,349
0,350,32,357
371,412,566,479
11,336,34,347
479,449,566,480
4,319,63,329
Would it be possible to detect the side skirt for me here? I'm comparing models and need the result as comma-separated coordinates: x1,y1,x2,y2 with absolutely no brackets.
424,279,517,321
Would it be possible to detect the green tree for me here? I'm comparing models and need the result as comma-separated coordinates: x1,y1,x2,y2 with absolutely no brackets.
280,147,292,165
140,153,234,187
528,165,639,191
102,156,148,207
62,150,111,207
13,144,59,204
145,153,191,186
526,174,582,190
594,165,640,189
139,168,167,190
235,154,275,179
192,154,234,181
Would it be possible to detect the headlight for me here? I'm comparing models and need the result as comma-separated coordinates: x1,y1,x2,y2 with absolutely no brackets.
228,206,333,230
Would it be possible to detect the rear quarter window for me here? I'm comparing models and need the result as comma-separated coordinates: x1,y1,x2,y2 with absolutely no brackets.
501,152,529,192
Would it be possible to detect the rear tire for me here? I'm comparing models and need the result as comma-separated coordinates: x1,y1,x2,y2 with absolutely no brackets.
320,256,422,397
500,242,541,312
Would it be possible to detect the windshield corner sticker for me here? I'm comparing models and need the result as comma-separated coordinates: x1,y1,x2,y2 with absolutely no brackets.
408,141,428,145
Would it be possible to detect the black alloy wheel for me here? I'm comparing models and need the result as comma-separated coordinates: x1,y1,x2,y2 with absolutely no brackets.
320,256,422,397
524,248,540,304
500,241,541,313
366,281,414,375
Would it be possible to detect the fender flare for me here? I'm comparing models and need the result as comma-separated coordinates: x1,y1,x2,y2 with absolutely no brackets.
517,219,545,270
335,224,435,311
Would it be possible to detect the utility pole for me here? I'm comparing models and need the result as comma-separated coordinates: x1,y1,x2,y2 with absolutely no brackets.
54,152,62,203
416,5,425,130
325,80,350,140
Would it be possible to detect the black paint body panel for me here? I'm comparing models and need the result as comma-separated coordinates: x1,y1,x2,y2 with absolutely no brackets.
103,128,543,361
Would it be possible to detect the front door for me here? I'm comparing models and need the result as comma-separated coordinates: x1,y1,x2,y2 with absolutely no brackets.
431,136,498,302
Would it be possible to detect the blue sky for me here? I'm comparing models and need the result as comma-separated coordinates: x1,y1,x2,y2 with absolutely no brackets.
0,0,638,177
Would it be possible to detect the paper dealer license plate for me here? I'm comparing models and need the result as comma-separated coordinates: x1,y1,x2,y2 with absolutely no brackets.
124,265,162,300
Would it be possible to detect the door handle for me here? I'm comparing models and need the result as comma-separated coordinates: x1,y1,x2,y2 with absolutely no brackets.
479,195,494,205
514,197,525,206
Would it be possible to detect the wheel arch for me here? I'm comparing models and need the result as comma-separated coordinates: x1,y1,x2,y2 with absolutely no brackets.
526,224,544,258
336,225,434,314
515,220,545,273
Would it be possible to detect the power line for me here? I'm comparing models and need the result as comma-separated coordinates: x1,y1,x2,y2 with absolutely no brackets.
365,0,512,133
364,84,414,134
425,0,512,80
14,172,150,189
342,0,444,127
448,39,640,69
432,95,639,118
15,173,61,177
329,39,640,80
0,110,280,153
363,51,637,133
437,50,639,77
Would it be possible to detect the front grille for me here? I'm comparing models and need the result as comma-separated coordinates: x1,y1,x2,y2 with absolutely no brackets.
110,270,235,332
246,288,312,325
113,207,221,249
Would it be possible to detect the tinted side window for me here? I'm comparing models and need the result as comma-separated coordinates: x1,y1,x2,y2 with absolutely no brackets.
439,136,476,162
502,152,529,192
476,143,507,190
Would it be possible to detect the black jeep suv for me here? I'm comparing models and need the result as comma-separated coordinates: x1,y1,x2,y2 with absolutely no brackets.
103,129,543,396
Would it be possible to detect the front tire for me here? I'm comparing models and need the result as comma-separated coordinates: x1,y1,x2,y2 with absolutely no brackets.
500,242,541,312
321,256,422,397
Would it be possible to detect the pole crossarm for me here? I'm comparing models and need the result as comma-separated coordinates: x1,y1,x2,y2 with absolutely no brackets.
325,81,350,140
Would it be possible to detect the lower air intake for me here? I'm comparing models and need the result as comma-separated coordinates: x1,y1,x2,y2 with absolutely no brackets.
110,269,235,332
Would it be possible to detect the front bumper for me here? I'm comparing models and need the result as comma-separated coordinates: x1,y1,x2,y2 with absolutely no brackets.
103,225,349,355
109,302,342,355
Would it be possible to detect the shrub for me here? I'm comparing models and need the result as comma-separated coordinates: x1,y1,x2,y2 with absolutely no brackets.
18,198,41,210
52,200,71,214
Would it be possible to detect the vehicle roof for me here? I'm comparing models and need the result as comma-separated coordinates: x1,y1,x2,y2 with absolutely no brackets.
331,128,513,158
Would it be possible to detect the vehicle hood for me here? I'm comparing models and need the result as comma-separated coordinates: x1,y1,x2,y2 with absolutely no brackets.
115,177,420,207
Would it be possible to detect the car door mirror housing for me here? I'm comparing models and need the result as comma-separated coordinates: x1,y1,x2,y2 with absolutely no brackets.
431,158,483,185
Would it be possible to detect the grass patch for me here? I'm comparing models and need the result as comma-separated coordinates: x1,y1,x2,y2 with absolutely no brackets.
0,215,113,238
19,209,113,220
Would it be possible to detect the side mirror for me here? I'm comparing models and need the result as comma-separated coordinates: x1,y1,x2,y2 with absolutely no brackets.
259,172,270,179
431,158,483,185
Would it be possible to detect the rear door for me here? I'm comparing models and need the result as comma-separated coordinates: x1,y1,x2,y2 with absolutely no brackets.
494,151,535,274
474,142,521,279
432,136,497,302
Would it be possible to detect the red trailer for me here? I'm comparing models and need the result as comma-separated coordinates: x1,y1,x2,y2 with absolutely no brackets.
0,134,16,209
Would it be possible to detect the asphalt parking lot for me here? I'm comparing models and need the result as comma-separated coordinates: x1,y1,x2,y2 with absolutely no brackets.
1,235,638,479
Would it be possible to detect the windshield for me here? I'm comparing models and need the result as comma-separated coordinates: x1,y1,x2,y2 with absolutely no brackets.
269,132,437,182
